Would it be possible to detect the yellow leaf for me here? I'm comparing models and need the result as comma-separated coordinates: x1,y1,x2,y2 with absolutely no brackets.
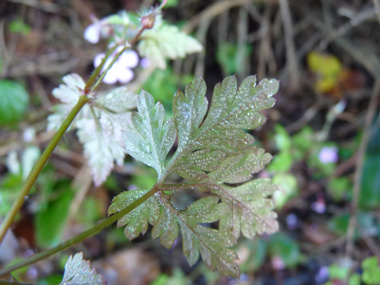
307,51,342,77
315,75,336,93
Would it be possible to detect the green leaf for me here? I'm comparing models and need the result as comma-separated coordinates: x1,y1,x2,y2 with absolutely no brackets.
360,152,380,209
169,76,278,180
205,150,279,239
138,23,202,69
111,75,279,277
160,0,178,7
60,252,103,284
268,151,293,172
0,79,29,125
328,212,376,238
167,76,279,239
0,174,23,217
272,173,299,208
153,196,240,276
108,189,160,240
216,43,252,75
292,126,314,160
8,19,31,35
348,273,361,285
362,256,380,284
328,177,352,201
269,233,301,267
328,264,350,280
123,91,176,179
35,188,74,248
142,68,194,117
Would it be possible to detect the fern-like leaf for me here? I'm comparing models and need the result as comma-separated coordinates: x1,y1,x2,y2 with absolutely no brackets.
109,75,279,277
108,189,160,240
48,79,138,186
60,252,103,284
138,23,202,69
122,91,176,179
152,195,239,276
169,76,278,180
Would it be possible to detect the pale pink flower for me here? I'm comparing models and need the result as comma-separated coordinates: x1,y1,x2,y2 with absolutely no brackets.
83,15,113,44
94,47,139,84
311,197,326,214
84,23,101,44
318,146,338,164
271,256,285,270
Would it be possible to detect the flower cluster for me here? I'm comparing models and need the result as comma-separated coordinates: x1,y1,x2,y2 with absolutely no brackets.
94,47,139,84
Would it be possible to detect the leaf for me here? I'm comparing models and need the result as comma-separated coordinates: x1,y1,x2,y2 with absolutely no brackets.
268,233,301,268
0,79,29,125
167,76,280,239
60,252,103,284
153,196,240,276
159,0,178,8
169,76,278,180
108,189,160,240
110,75,279,277
76,111,130,186
360,152,380,209
138,23,202,69
35,187,74,248
47,77,138,186
216,43,252,75
307,51,343,93
362,256,380,284
272,173,299,208
307,52,342,77
123,90,176,179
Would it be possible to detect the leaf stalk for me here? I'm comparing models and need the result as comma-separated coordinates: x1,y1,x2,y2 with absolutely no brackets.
0,187,158,276
0,95,90,244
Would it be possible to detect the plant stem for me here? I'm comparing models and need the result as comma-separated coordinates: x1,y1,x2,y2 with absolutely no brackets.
0,95,90,245
84,44,119,94
0,17,151,259
90,27,146,93
0,187,158,276
91,45,128,92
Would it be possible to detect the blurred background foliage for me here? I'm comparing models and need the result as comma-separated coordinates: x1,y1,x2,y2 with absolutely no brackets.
0,0,380,284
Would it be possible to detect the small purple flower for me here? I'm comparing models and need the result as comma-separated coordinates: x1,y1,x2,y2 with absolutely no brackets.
311,197,326,214
286,213,298,230
318,146,338,164
271,256,285,270
94,47,139,84
315,266,329,284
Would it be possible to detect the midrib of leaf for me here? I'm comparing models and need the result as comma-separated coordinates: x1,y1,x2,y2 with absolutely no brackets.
144,104,165,178
164,87,262,180
162,180,274,234
209,183,275,231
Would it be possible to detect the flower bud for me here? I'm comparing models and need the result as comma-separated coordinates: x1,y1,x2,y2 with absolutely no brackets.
141,14,155,29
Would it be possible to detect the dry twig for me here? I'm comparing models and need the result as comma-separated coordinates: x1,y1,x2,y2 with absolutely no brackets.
279,0,300,91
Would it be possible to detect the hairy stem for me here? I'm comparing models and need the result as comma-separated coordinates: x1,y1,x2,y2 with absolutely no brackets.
0,95,90,245
84,44,120,94
0,187,158,276
91,45,129,92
